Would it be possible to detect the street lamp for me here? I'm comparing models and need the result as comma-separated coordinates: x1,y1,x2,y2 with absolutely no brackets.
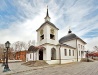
2,49,6,66
3,41,11,72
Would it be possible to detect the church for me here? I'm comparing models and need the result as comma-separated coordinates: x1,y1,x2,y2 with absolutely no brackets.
26,7,87,64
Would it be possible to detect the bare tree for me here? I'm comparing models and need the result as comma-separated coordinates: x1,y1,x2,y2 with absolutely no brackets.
12,41,28,60
0,44,5,60
21,42,28,50
28,40,35,48
93,46,98,52
11,42,19,59
8,47,14,60
11,40,35,60
11,41,23,59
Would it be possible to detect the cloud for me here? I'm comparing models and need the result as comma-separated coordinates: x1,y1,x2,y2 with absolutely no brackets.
0,0,98,51
85,37,98,51
0,11,45,43
0,0,7,11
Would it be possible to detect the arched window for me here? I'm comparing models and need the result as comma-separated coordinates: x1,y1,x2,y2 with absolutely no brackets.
51,48,56,60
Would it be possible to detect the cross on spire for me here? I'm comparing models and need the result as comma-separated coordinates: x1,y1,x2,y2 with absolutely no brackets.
44,6,50,22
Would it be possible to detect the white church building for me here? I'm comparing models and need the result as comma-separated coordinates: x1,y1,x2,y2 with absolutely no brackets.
26,7,87,64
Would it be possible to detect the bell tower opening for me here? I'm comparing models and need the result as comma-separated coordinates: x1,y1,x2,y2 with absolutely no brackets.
40,35,44,40
50,28,55,40
50,34,55,40
40,29,44,41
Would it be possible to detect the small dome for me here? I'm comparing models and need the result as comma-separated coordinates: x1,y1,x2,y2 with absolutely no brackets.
59,33,78,44
68,29,72,34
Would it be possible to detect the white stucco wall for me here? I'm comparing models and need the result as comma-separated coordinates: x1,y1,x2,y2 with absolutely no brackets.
63,39,86,62
26,52,37,62
45,44,78,64
37,23,58,45
42,44,60,64
60,46,77,64
77,39,86,59
64,39,76,48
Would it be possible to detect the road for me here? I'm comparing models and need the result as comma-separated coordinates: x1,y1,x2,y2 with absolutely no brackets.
2,61,98,75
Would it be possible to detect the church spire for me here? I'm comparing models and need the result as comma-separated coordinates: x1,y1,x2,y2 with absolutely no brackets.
46,6,49,17
44,6,50,22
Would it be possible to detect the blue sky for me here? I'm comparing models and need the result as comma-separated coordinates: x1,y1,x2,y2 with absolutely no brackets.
0,0,98,51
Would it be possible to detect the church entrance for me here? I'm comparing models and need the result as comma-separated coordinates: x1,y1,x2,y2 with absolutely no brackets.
39,50,43,60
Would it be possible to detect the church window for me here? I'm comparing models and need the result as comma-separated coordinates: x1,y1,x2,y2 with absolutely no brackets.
50,28,55,40
64,49,67,56
69,49,71,56
51,48,56,60
40,29,44,40
81,45,82,49
78,44,80,48
73,50,74,56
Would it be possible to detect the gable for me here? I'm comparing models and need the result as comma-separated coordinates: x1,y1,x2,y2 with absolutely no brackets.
36,21,59,31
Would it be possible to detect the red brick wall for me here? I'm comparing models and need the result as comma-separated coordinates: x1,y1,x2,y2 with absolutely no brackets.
15,51,27,61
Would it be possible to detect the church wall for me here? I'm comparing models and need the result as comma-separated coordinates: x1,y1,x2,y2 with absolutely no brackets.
45,24,58,45
26,52,37,62
37,24,58,45
60,46,77,64
37,25,46,45
47,24,58,43
43,44,60,64
46,60,59,64
63,39,86,62
63,39,76,48
36,50,39,60
77,39,86,59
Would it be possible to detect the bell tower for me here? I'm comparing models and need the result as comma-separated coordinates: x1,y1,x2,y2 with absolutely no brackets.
36,6,59,46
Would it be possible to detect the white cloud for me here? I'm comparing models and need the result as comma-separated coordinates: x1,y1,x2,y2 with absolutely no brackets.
0,7,48,44
0,0,7,10
85,37,98,51
0,0,98,51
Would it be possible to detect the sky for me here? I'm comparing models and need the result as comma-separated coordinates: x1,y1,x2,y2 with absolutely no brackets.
0,0,98,51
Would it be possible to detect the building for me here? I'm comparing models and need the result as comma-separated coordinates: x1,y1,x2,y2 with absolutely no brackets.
15,51,27,61
26,7,87,64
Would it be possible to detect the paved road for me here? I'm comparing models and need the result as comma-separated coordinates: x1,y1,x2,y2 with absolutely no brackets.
19,62,98,75
0,61,98,75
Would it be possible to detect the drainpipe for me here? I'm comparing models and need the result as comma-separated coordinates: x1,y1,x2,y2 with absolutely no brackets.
76,39,78,62
59,44,61,64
